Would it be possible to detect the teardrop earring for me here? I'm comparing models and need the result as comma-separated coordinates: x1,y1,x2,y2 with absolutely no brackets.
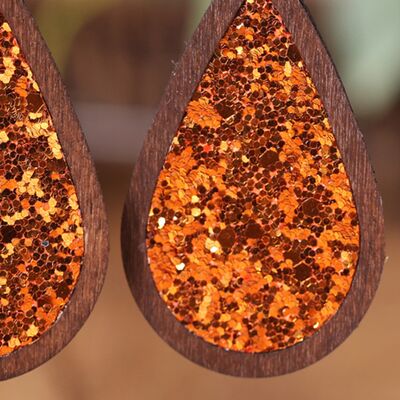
122,0,384,377
0,1,107,380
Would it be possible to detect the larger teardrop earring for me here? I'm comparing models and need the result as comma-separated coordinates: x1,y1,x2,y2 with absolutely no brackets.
122,0,384,377
0,1,108,380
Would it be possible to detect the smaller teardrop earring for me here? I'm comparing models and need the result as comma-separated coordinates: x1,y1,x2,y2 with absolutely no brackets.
0,1,108,380
122,0,384,377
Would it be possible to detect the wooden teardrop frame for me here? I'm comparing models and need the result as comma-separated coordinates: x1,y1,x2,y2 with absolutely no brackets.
0,0,108,381
122,0,384,377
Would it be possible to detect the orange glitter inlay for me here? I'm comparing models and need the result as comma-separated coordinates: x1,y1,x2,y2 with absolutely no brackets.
147,0,360,353
0,16,84,356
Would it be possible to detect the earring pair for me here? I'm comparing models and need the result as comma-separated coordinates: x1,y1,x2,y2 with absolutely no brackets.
0,0,384,380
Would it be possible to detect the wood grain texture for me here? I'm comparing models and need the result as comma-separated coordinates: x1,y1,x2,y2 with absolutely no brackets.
0,0,108,381
122,0,385,377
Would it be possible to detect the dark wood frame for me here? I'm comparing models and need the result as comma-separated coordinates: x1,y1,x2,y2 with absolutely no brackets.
122,0,385,377
0,0,108,381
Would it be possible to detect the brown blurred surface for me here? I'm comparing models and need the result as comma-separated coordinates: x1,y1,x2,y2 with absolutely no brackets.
65,0,189,105
1,0,400,397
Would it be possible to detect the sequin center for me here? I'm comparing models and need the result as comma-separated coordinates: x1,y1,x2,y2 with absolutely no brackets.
0,16,84,356
147,0,359,353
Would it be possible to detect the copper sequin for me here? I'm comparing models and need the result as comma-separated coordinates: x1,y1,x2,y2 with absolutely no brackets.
0,16,84,356
147,0,359,353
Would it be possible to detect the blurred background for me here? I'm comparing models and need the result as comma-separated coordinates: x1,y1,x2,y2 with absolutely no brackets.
2,0,400,398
